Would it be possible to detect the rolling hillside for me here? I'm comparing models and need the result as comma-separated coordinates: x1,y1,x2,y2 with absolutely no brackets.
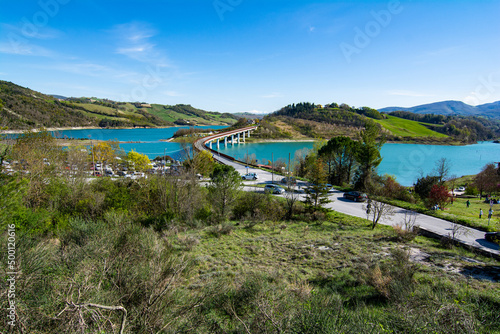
0,81,239,130
380,100,500,118
254,102,498,144
374,115,447,138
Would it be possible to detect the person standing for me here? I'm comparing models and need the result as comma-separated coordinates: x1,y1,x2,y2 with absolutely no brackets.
466,200,470,208
479,209,483,218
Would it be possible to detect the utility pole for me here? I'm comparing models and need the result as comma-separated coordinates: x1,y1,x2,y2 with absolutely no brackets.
90,136,95,176
272,152,274,183
288,152,291,177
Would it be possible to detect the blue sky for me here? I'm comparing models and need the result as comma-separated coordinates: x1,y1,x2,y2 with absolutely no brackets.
1,0,499,113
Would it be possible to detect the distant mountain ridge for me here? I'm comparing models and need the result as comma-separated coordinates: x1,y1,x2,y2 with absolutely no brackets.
379,100,500,118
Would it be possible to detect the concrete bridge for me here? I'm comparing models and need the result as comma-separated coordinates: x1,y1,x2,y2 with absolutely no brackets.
193,126,258,164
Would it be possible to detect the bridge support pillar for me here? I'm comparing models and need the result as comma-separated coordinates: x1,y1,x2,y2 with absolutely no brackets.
242,132,245,142
224,136,227,147
247,130,251,138
209,141,212,149
231,135,234,145
216,138,220,149
237,133,240,144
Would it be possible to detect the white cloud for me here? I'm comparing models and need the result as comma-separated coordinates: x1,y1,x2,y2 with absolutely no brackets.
1,23,63,40
109,22,171,67
0,41,55,57
387,90,434,98
413,45,464,65
261,92,283,98
35,62,138,81
240,110,269,114
164,91,184,97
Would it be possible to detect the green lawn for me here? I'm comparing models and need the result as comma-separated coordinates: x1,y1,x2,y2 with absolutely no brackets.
441,197,500,231
376,115,448,138
386,197,500,232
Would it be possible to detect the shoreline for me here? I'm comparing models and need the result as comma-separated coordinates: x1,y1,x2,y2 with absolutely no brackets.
0,124,230,135
1,126,487,147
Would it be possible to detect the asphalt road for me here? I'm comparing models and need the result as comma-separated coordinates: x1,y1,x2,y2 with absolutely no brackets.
210,152,500,259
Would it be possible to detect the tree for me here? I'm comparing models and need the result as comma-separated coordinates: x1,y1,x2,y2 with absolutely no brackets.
318,136,359,185
190,150,215,177
365,200,395,229
92,141,121,172
243,152,257,166
434,158,451,183
12,130,62,207
428,184,451,209
354,121,385,191
127,150,150,172
414,175,440,200
474,163,499,196
207,164,242,221
303,158,331,212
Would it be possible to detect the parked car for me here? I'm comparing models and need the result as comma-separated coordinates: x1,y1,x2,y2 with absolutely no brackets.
305,184,334,193
280,176,297,184
242,173,258,180
343,191,368,202
485,232,500,244
264,184,285,194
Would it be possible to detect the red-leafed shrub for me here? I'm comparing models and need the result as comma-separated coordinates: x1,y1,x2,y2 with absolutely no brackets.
427,184,451,209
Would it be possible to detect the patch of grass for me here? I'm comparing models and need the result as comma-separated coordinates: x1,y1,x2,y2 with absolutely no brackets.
376,115,448,138
384,197,500,232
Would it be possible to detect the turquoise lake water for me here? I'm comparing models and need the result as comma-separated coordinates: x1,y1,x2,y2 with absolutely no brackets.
215,141,499,186
55,126,227,160
54,128,499,186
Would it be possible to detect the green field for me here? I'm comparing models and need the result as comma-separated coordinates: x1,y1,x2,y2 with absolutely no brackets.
149,104,237,125
376,115,448,138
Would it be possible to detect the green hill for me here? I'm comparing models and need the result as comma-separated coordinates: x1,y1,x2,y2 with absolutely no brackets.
0,81,239,130
0,81,97,129
253,102,497,144
374,115,447,138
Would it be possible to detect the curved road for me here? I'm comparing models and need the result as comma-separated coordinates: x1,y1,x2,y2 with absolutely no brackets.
196,130,500,259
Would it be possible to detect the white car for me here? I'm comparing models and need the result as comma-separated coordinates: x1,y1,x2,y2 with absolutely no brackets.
242,173,258,180
264,184,285,194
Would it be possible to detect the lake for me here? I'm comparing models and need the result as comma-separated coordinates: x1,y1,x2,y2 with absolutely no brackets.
215,140,499,186
55,126,227,160
53,128,498,186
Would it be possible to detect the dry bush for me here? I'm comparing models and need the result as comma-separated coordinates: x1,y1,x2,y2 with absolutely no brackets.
393,212,419,242
393,225,419,242
367,265,392,299
366,248,416,301
207,223,234,238
176,234,200,251
287,280,313,300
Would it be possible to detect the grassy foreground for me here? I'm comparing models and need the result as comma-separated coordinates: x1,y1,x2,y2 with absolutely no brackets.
2,209,498,333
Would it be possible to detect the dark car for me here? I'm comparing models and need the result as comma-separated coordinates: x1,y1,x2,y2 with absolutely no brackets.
305,184,334,193
264,184,285,194
485,232,500,244
280,177,297,185
343,191,368,202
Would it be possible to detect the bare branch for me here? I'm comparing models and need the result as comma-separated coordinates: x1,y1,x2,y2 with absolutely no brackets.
64,302,127,334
